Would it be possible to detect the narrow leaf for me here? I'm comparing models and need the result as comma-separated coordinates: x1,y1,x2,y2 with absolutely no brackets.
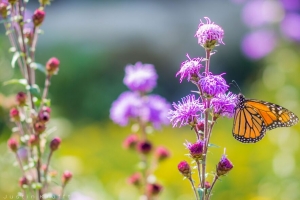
30,62,46,74
26,84,41,99
3,79,28,86
11,51,21,68
208,143,220,148
198,188,204,200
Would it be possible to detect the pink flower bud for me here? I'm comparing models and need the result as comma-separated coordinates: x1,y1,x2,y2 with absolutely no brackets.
46,57,60,75
32,9,45,27
0,2,8,19
38,111,50,123
16,92,27,106
127,173,142,186
50,137,61,151
136,140,152,154
62,170,72,185
122,134,139,149
7,138,18,152
147,183,163,196
34,121,46,134
41,106,51,114
178,161,191,178
155,146,170,161
19,176,28,187
10,108,20,121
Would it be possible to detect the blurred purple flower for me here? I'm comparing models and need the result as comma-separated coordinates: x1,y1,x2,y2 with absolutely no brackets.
211,92,237,118
176,54,203,83
142,94,170,129
123,62,158,93
280,13,300,41
168,95,203,127
241,29,277,60
110,91,142,126
195,17,224,48
199,73,229,97
242,0,283,28
70,192,92,200
280,0,300,11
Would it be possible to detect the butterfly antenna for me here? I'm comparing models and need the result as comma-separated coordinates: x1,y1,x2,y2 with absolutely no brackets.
230,80,241,93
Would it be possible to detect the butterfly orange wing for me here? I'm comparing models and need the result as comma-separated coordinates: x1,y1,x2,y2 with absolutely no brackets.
232,95,299,143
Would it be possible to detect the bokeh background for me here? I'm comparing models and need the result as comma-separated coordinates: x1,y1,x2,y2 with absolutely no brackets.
0,0,300,199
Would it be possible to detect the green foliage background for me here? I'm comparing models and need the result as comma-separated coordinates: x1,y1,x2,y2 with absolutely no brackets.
0,1,300,199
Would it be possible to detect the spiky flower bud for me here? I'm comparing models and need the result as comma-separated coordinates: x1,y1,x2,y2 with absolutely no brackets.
154,146,170,162
216,154,233,176
50,137,61,151
46,57,60,75
10,108,20,122
8,138,18,152
136,140,152,154
62,170,72,185
178,161,191,178
34,121,46,134
32,9,45,27
16,92,27,106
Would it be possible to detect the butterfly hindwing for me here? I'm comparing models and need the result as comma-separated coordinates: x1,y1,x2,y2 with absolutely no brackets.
232,94,299,143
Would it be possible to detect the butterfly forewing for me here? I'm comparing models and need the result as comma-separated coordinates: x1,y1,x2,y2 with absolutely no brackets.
232,94,299,143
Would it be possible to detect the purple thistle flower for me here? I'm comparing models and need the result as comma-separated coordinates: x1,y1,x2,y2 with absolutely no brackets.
216,154,233,176
123,62,158,93
176,54,203,83
168,95,203,127
142,94,171,129
184,139,205,160
110,91,142,126
195,17,224,49
211,92,238,118
199,73,229,97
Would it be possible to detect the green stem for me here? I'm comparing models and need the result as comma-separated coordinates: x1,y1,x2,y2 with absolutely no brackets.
188,178,199,200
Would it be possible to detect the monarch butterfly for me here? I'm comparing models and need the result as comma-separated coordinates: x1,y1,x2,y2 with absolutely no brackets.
232,94,299,143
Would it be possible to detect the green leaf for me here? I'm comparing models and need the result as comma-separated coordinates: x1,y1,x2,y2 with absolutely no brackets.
198,188,204,200
208,143,219,148
30,62,46,74
26,84,41,99
3,79,28,86
11,51,22,68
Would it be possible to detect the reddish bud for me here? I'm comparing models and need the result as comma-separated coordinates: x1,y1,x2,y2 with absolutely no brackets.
38,111,50,123
28,134,39,146
155,146,170,161
10,108,20,121
46,57,60,75
136,140,152,154
0,2,8,19
50,137,61,151
7,138,18,152
19,176,28,187
147,183,163,196
122,134,139,149
41,106,51,114
34,121,46,134
205,181,211,189
32,9,45,27
127,173,142,186
16,92,27,106
178,161,191,178
197,121,205,132
62,170,72,185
